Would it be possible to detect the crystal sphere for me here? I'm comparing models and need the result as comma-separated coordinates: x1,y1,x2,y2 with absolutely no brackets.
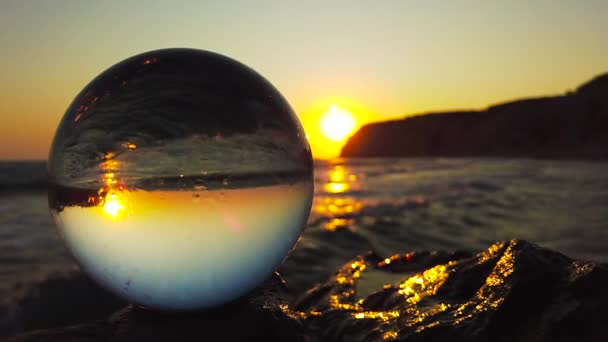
47,48,313,311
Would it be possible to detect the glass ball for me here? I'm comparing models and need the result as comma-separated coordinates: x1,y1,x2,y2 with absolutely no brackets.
47,48,313,311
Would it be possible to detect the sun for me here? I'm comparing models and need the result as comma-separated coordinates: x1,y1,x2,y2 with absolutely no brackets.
319,105,357,142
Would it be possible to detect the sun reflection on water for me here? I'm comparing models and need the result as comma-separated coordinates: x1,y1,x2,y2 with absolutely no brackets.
325,182,348,193
314,163,364,231
324,165,350,192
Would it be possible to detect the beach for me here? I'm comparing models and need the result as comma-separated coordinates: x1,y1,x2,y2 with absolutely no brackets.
1,158,607,339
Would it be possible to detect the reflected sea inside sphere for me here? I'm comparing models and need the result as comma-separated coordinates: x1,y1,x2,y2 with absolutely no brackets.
47,48,314,310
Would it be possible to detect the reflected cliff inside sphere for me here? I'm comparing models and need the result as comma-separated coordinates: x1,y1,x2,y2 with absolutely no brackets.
47,48,314,311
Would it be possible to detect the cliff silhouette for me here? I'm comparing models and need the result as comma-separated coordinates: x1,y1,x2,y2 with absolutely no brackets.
341,73,608,159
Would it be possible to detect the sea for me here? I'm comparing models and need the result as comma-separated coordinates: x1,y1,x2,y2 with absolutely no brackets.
1,158,608,336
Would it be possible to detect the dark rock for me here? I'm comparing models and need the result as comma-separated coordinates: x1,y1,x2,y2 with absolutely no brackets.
7,273,311,342
16,272,127,333
0,271,126,338
341,73,608,160
292,240,608,341
8,241,608,341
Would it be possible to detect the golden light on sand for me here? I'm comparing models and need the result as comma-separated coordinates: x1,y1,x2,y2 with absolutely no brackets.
319,105,357,142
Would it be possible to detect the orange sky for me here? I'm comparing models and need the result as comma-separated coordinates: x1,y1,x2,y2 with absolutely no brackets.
1,1,607,160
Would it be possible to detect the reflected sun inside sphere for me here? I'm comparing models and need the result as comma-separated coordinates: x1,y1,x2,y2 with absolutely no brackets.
102,193,125,218
319,105,357,142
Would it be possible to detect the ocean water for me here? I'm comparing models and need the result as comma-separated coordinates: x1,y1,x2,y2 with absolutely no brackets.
283,158,608,293
1,158,608,314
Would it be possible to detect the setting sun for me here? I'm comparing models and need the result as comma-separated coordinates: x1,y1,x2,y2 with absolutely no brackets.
319,105,357,142
300,100,371,159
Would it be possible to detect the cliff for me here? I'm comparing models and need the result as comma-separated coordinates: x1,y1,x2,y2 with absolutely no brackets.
341,73,608,159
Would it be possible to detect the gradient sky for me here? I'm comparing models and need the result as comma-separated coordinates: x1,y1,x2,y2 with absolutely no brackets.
1,0,607,160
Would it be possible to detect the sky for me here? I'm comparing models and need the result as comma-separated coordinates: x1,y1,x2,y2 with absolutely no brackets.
1,0,607,160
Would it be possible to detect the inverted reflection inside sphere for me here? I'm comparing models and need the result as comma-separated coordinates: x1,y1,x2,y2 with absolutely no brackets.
47,48,314,311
